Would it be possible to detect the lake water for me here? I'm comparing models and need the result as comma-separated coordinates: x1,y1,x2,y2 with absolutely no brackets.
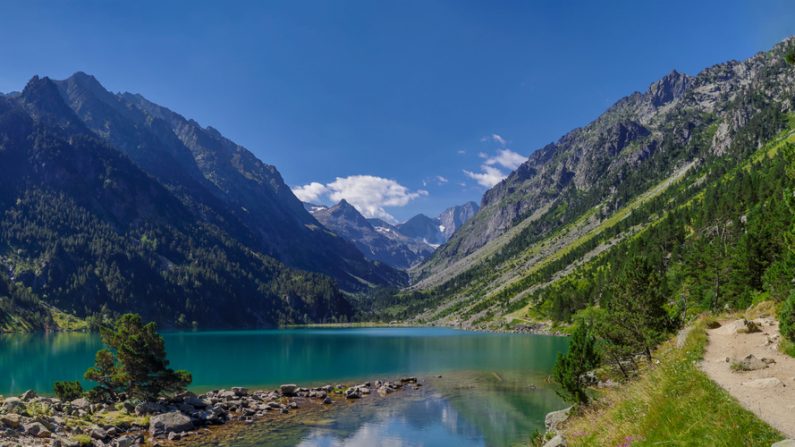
0,327,569,447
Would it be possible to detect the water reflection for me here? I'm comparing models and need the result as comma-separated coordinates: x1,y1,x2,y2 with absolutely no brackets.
195,371,564,447
0,332,102,395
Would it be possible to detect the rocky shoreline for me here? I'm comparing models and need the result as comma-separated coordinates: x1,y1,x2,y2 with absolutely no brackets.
0,378,421,447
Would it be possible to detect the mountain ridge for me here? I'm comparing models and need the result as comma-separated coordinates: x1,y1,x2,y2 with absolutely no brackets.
48,72,405,291
412,37,795,287
398,36,795,328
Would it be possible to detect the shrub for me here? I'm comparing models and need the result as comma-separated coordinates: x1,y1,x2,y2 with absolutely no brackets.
778,292,795,343
785,49,795,66
53,381,83,401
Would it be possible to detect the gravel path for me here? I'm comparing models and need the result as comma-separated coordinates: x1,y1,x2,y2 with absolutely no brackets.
701,318,795,438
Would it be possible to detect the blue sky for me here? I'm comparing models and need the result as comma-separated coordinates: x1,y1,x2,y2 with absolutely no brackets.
0,1,793,222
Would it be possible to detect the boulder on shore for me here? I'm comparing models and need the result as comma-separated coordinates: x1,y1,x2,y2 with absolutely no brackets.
544,406,572,432
23,422,51,438
542,433,567,447
280,384,298,396
149,411,193,435
0,413,21,428
1,397,26,414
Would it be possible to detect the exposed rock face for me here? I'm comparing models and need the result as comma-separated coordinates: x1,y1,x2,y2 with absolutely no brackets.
398,214,446,246
417,37,795,282
438,202,479,240
395,202,480,248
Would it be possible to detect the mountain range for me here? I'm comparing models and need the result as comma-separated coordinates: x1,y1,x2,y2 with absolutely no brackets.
2,37,794,332
307,201,478,270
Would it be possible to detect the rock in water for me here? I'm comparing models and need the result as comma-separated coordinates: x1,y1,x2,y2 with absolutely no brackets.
149,411,193,435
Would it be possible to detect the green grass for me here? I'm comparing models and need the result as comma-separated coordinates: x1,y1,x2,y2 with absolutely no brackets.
70,434,92,446
780,337,795,358
50,308,89,331
563,319,784,446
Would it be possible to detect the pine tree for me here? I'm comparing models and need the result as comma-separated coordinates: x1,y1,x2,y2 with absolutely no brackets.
84,313,192,402
83,349,126,402
101,313,192,401
553,322,600,403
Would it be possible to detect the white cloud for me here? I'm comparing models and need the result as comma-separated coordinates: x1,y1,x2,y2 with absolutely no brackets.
484,149,526,170
456,149,466,155
292,182,328,203
481,133,507,146
292,175,427,223
478,151,488,159
464,148,526,189
464,165,506,188
435,175,448,184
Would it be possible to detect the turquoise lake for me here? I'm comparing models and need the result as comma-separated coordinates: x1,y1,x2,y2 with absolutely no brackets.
0,327,569,446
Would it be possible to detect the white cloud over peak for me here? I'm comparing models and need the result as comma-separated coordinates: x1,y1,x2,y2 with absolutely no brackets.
464,165,506,188
292,175,427,223
464,147,527,188
485,149,526,171
292,182,328,203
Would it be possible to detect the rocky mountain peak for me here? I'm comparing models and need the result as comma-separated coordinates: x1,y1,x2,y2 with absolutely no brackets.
648,69,691,107
325,200,370,226
20,75,88,134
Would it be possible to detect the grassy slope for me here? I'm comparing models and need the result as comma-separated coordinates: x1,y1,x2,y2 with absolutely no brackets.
562,318,783,447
